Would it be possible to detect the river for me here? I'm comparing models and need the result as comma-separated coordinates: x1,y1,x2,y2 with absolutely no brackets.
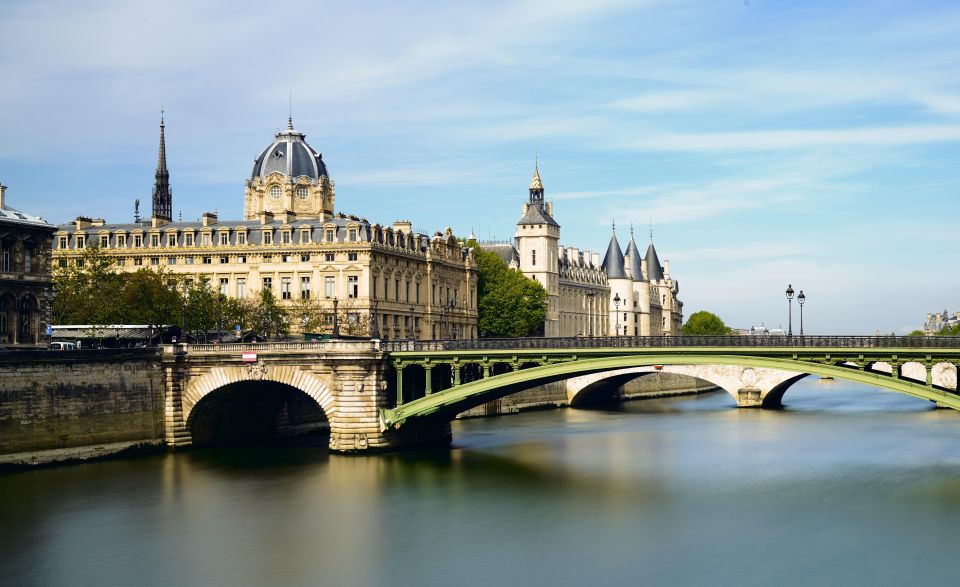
3,377,960,586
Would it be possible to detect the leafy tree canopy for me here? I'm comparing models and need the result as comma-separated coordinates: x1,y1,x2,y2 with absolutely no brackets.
475,248,548,337
681,310,731,336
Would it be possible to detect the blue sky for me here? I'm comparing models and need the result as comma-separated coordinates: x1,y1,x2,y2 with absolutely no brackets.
1,0,959,334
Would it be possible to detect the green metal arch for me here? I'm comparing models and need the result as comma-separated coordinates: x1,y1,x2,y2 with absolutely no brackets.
382,354,960,428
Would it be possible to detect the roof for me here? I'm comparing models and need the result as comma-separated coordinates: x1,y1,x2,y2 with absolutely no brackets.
517,204,559,227
251,120,328,181
601,230,626,279
480,242,519,266
0,205,54,230
645,242,664,281
625,233,644,281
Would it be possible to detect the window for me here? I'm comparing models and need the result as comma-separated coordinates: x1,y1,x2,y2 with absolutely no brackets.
201,233,211,246
532,250,536,265
301,229,311,243
300,254,310,262
238,232,247,245
150,234,160,247
405,280,410,302
219,278,229,296
386,276,391,300
348,229,357,242
263,231,273,245
281,277,292,300
117,235,127,247
151,257,160,266
237,255,246,264
76,258,85,268
219,232,229,245
1,249,8,271
58,237,67,248
185,233,194,246
325,229,335,241
100,235,109,248
237,278,246,298
300,276,310,299
185,257,194,265
282,254,292,263
168,234,177,247
270,185,282,199
263,254,272,262
77,235,86,248
219,256,229,264
416,282,421,303
116,258,125,266
23,248,31,272
133,235,142,247
58,259,67,269
262,276,273,291
348,276,359,298
202,256,212,264
296,186,309,200
167,257,177,265
395,279,400,300
281,231,291,244
324,276,335,298
325,253,334,262
348,252,358,261
134,257,143,266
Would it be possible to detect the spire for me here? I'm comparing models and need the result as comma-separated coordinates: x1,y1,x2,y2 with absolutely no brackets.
287,91,294,130
530,157,543,191
645,241,664,281
601,224,627,279
152,109,172,221
625,225,644,281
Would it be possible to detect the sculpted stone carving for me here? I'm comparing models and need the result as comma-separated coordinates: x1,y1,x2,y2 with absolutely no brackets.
245,361,269,380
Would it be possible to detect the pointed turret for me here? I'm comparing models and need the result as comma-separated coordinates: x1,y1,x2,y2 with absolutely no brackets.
518,160,558,227
645,241,664,281
530,160,544,192
625,226,644,281
152,111,172,221
601,223,627,279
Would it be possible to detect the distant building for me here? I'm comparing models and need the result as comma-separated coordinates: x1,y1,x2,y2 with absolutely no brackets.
0,182,56,346
479,164,682,337
924,310,960,334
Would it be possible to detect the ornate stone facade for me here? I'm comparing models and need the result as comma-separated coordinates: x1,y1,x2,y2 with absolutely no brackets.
0,183,55,347
51,118,477,340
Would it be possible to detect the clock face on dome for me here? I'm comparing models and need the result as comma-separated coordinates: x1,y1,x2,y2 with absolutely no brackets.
296,186,309,200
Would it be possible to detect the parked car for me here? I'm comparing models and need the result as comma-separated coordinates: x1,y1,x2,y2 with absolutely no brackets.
49,342,77,351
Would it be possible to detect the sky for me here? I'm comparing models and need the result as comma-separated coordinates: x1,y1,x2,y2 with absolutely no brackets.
1,0,958,334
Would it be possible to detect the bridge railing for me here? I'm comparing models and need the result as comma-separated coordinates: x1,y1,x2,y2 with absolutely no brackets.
379,335,960,353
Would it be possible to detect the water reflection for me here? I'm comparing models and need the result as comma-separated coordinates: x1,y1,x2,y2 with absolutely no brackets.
3,377,960,586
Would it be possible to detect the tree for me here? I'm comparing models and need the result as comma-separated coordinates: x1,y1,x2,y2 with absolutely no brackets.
52,245,125,328
119,268,183,328
252,288,288,340
475,248,548,337
682,311,731,336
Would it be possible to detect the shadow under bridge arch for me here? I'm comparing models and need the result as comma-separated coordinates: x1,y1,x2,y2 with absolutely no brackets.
183,367,334,447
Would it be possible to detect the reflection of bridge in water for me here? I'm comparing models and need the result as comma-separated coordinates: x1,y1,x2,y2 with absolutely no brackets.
167,336,960,452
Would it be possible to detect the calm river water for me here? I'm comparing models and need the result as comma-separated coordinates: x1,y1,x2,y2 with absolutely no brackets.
4,378,960,586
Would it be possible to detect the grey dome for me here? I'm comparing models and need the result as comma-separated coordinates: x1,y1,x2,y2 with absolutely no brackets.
251,121,328,181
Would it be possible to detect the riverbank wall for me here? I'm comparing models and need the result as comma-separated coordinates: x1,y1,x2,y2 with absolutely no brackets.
459,372,718,418
0,349,164,468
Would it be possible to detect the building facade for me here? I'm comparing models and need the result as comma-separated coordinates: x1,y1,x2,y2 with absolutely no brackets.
481,165,682,337
52,118,478,340
0,183,56,346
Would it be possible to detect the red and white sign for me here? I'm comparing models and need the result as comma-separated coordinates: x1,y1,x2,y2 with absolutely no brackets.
242,351,258,362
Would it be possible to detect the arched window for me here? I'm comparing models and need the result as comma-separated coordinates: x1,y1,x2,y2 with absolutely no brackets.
296,186,309,200
269,185,282,199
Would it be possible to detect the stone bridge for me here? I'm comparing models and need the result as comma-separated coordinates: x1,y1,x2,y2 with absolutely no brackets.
153,335,960,453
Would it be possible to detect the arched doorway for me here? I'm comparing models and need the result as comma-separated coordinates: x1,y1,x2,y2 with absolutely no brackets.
18,294,37,344
0,292,16,344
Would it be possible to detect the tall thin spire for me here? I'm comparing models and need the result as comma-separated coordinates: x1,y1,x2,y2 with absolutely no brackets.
152,109,172,221
287,91,294,130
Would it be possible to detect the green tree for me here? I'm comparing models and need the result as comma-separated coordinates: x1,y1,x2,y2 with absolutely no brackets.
51,245,125,329
252,288,288,339
119,268,184,328
907,329,927,337
475,248,548,337
682,311,731,336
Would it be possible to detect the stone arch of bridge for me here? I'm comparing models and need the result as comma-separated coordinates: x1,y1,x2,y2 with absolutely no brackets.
382,354,960,429
182,365,336,434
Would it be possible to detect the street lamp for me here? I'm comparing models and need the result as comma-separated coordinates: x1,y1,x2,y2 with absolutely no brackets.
798,290,806,336
785,284,795,336
370,300,380,339
613,293,621,336
332,298,340,338
409,305,415,340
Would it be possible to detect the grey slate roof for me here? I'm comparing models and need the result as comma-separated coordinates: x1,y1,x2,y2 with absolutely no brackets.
601,231,627,279
645,242,664,281
517,203,559,227
480,242,519,266
251,123,328,181
625,234,644,281
0,205,53,229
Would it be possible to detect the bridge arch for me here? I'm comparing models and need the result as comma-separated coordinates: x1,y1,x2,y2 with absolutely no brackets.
383,354,960,429
182,365,336,446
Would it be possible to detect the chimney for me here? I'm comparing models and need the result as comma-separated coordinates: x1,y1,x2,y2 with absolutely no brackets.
91,218,106,227
664,259,671,278
201,211,218,226
151,216,171,228
392,220,413,233
75,216,93,230
0,182,6,208
278,210,295,224
591,252,600,267
259,210,274,225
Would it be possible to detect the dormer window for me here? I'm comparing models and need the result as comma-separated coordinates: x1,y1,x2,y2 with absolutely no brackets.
263,230,273,245
270,185,282,200
219,232,229,245
348,228,357,242
325,229,335,242
167,234,177,247
301,228,311,243
201,233,211,246
133,235,142,247
100,235,109,248
58,237,67,249
150,234,160,247
238,232,247,245
281,231,291,244
185,233,194,246
296,186,309,200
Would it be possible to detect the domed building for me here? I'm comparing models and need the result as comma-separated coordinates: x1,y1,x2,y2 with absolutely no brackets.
52,116,478,340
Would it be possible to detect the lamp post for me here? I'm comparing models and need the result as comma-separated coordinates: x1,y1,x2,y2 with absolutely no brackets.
613,293,621,336
332,298,340,338
785,284,794,336
409,305,415,340
370,300,379,339
798,290,806,336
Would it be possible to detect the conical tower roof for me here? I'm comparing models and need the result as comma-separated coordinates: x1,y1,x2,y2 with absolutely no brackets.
625,227,644,281
645,242,664,281
530,161,543,191
601,224,627,279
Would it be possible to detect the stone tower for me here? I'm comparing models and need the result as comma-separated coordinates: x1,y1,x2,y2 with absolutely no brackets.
515,162,560,336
